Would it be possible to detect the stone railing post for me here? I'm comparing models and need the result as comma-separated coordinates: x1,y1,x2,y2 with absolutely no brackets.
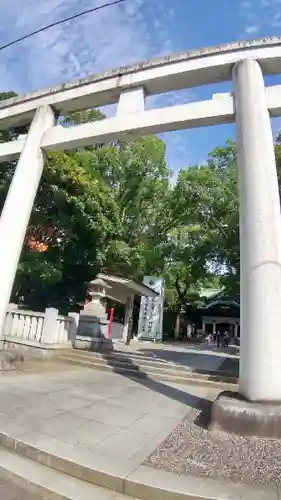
3,311,12,335
41,308,58,344
68,312,79,344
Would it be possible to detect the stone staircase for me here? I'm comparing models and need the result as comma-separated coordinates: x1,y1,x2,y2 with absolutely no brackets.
0,446,135,500
58,348,237,390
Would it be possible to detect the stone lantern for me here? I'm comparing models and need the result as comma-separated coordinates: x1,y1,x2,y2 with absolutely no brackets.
81,278,111,320
77,277,113,351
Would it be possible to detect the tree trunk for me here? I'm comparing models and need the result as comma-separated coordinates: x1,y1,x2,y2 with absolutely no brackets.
174,310,181,340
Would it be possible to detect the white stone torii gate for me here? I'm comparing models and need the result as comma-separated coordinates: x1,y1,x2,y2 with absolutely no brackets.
1,37,281,404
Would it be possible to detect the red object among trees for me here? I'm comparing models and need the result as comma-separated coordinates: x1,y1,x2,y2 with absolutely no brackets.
26,224,61,253
26,237,48,252
107,307,114,337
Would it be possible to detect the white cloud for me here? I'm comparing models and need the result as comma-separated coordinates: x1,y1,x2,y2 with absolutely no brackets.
245,24,259,34
0,0,192,170
0,0,154,90
240,1,252,8
260,0,281,5
239,0,281,36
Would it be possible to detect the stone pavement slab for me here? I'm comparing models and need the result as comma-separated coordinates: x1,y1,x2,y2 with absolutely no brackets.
0,367,209,463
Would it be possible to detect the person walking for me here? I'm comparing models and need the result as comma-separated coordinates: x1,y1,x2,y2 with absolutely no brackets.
216,330,221,348
206,333,212,345
223,329,229,348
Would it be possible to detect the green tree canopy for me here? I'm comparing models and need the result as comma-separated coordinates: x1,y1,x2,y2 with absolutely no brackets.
0,96,119,312
12,150,119,312
86,135,172,279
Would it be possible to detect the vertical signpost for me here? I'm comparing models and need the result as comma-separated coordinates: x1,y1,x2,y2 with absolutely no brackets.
137,276,165,341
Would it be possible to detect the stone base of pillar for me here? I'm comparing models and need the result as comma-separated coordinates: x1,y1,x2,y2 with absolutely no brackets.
209,391,281,438
74,335,113,352
78,315,108,338
77,316,113,352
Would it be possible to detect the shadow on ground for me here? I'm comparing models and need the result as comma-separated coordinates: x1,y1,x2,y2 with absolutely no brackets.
137,345,239,362
158,342,239,353
107,348,239,382
96,349,215,429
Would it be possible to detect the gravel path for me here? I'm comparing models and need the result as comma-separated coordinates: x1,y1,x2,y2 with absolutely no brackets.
145,396,281,488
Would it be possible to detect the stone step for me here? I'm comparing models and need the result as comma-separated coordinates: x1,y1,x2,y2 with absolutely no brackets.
72,347,200,367
0,426,272,500
60,349,236,382
0,447,134,500
83,346,200,366
58,353,237,390
68,348,238,380
83,344,238,366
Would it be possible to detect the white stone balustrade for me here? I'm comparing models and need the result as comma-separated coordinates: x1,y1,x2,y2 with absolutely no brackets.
2,306,76,346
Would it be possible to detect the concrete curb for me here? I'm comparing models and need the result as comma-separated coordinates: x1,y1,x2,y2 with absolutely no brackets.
0,425,278,500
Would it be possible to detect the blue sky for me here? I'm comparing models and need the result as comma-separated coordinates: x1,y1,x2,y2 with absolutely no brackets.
1,0,281,177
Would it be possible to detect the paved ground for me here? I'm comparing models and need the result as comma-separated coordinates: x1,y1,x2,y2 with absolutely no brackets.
0,366,212,463
1,361,280,490
4,345,280,494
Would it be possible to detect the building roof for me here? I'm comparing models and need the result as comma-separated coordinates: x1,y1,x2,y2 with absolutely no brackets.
97,273,159,304
205,298,240,309
199,287,222,300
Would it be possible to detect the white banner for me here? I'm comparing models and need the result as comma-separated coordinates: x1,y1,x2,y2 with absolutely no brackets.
137,276,165,341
